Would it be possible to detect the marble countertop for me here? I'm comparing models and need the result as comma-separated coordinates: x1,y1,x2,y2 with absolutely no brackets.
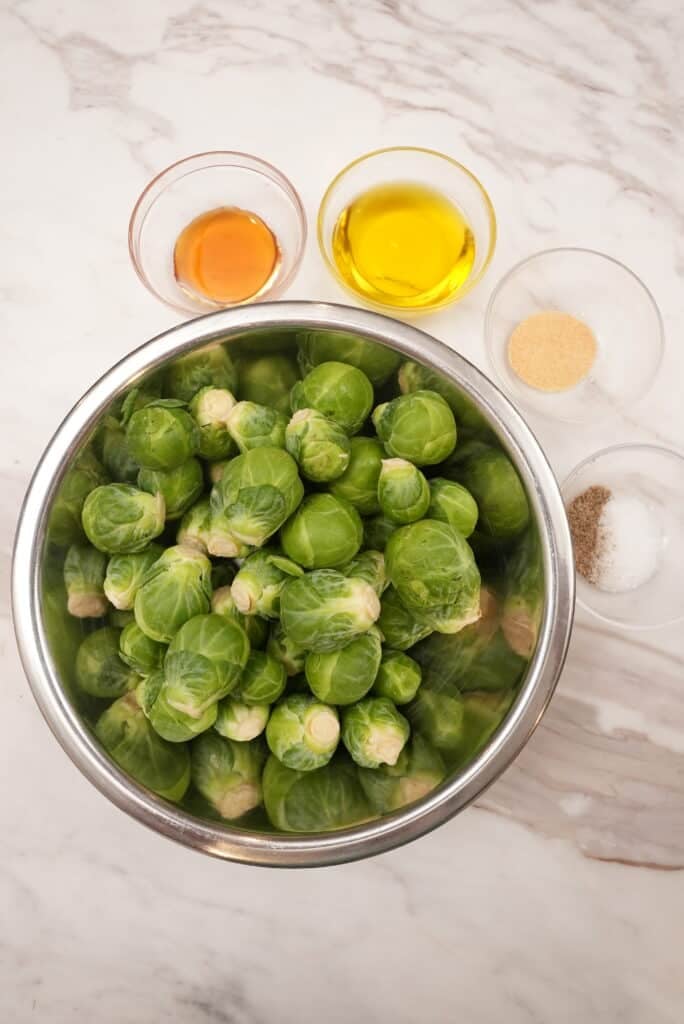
2,1,683,1021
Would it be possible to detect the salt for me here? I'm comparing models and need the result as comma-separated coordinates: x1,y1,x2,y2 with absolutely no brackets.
597,492,661,593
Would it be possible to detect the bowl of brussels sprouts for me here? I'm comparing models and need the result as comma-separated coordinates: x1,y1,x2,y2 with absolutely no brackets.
12,302,574,866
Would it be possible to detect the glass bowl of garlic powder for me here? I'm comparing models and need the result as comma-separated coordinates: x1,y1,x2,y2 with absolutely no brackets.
484,248,664,423
562,444,684,629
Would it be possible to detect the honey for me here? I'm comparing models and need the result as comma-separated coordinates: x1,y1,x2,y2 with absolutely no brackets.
331,182,475,309
174,206,280,305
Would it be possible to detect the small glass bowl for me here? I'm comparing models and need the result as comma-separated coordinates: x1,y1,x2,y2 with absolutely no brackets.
317,146,496,314
485,249,664,422
561,444,684,630
129,151,306,315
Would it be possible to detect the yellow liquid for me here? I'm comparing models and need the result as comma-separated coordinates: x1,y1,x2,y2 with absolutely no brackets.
331,181,475,309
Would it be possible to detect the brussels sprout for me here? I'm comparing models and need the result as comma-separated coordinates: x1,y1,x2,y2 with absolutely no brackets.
207,460,230,484
398,360,491,435
339,549,387,597
192,730,265,819
363,514,397,550
377,458,430,525
291,362,373,435
214,696,270,742
358,734,445,813
446,447,530,542
305,626,382,706
385,520,481,634
372,649,422,704
166,345,237,403
266,693,340,770
95,690,190,802
104,544,164,610
329,436,384,514
262,753,370,832
406,679,464,753
126,400,200,472
82,484,165,555
373,390,457,466
226,401,288,453
134,544,212,643
138,458,204,521
119,620,166,676
502,527,544,658
206,508,252,559
63,544,108,618
138,672,217,742
75,626,140,698
297,330,401,386
164,613,250,715
281,494,363,570
280,570,381,653
285,409,351,482
267,620,307,676
237,353,300,413
230,548,303,618
100,418,139,484
428,478,479,538
341,697,410,769
176,496,212,553
210,447,304,551
48,448,109,547
451,689,515,767
189,386,237,461
119,374,165,423
411,587,527,693
377,586,433,651
211,586,268,649
108,607,135,629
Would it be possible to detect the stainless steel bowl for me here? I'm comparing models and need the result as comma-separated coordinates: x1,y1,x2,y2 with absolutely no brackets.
12,302,574,867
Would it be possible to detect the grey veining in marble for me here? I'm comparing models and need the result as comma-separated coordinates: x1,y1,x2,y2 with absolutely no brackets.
1,1,683,1021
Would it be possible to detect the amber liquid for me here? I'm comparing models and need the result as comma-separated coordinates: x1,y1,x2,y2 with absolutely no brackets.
174,207,280,305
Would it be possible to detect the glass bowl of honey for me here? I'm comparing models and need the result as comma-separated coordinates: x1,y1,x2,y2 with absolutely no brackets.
317,146,496,314
129,152,307,315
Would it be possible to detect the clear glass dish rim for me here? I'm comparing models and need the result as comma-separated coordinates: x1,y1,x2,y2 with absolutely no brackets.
128,150,307,315
483,246,666,424
316,145,497,314
561,441,684,630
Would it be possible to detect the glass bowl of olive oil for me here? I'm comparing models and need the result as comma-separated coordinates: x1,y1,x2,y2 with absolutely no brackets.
317,147,496,314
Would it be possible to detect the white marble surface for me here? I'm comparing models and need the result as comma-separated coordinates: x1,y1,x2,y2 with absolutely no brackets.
2,1,683,1021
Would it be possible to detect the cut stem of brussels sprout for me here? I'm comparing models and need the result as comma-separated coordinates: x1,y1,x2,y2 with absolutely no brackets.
377,458,430,525
341,697,410,769
266,693,340,771
191,731,265,820
285,408,351,482
215,698,270,742
64,544,108,618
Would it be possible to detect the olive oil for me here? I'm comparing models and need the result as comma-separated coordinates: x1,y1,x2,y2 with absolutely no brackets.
331,182,475,309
